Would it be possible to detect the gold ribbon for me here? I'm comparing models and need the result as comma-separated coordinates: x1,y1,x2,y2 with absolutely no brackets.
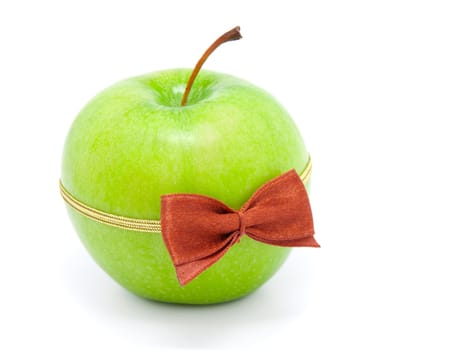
59,157,312,233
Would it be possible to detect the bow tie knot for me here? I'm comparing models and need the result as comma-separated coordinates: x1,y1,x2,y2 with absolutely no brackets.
237,211,247,238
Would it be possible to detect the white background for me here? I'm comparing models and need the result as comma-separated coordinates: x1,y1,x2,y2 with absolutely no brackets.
1,1,466,349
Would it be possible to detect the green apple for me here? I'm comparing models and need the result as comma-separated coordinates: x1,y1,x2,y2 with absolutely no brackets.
61,29,310,304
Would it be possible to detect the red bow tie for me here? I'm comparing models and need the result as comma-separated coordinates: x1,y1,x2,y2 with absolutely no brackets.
161,169,319,286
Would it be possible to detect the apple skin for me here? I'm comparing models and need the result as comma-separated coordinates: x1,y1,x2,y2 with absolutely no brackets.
62,69,309,304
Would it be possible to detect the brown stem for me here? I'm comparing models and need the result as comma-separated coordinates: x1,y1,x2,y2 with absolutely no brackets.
181,26,242,106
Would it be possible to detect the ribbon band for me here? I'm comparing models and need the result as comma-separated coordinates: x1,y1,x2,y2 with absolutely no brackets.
59,157,311,233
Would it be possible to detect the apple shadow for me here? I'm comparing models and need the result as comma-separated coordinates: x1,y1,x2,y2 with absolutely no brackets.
61,250,312,348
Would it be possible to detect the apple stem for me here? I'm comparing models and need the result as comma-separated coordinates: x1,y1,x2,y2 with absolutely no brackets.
181,26,242,106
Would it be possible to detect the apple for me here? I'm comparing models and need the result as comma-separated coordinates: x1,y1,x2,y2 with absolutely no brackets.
61,27,311,304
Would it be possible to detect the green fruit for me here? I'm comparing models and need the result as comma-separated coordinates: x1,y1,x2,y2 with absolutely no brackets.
61,68,309,304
